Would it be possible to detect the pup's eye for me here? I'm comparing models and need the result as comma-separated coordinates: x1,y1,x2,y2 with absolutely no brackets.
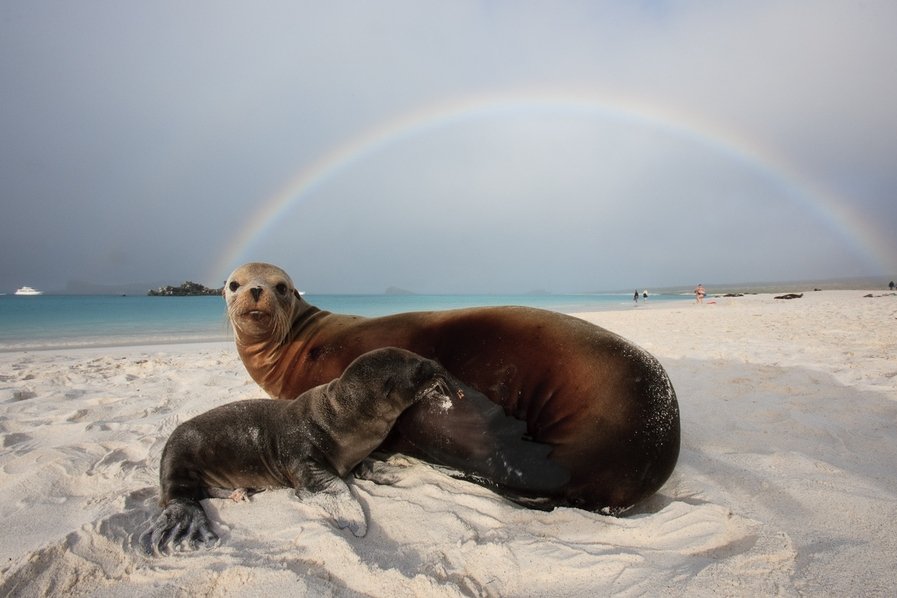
229,281,240,292
275,283,288,295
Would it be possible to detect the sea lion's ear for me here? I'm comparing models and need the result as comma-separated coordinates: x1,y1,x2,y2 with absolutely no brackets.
293,289,302,301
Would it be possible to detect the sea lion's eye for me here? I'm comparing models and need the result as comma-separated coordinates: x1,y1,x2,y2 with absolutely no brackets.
229,281,240,292
275,283,288,295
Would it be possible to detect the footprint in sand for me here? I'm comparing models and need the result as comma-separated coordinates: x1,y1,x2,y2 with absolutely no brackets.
66,409,91,423
11,389,37,401
2,432,34,450
87,445,147,478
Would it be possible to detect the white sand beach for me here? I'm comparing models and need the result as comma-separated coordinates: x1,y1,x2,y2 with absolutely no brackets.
1,290,895,597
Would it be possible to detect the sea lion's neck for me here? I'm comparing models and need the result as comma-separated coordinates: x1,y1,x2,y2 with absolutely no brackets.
236,303,346,400
234,338,285,398
286,302,326,341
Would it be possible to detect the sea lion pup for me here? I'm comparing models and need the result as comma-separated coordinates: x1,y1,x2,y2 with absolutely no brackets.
144,348,473,552
224,262,681,515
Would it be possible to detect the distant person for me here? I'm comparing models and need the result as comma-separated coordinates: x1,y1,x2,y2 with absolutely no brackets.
694,283,706,304
890,281,895,291
643,290,648,301
633,290,639,303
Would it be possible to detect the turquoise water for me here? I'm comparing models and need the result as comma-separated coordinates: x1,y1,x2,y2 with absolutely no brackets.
0,293,689,351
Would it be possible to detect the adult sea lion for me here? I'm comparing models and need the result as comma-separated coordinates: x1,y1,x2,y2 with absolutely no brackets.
145,347,490,551
224,262,680,514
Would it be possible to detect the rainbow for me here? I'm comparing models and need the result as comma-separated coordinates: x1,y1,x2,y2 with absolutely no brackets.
207,89,889,284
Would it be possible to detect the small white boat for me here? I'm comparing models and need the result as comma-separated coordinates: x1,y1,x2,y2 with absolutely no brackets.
14,286,43,296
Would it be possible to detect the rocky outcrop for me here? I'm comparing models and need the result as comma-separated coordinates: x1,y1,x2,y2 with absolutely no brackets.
385,286,416,296
774,293,804,300
147,281,222,296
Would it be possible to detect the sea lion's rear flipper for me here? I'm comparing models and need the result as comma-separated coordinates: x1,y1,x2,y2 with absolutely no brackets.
295,468,367,538
393,383,570,495
142,498,218,554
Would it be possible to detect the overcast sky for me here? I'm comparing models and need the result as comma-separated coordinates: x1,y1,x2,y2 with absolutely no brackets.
2,1,895,294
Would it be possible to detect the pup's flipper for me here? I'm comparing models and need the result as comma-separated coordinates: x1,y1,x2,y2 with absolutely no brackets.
296,470,367,538
143,498,218,554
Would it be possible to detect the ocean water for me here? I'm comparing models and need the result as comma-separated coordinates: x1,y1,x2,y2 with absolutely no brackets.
0,292,689,351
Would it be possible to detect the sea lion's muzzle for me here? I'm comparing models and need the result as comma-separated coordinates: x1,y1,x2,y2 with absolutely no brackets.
241,309,271,323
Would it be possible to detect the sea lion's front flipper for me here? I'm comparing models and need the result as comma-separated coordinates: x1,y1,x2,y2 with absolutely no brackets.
296,468,367,538
394,383,570,495
142,498,218,554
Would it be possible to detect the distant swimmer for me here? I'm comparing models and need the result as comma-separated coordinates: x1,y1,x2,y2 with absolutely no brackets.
694,284,706,304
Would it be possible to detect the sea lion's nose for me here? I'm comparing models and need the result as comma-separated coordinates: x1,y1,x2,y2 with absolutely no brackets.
250,287,263,301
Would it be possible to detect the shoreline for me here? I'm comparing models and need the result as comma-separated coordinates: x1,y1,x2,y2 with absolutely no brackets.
1,289,889,354
0,336,234,355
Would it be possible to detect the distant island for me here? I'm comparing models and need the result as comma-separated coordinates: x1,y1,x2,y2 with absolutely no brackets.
147,281,223,296
384,286,417,296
